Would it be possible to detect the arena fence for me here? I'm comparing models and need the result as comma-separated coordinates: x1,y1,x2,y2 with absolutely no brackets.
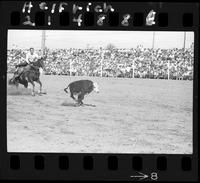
7,47,194,80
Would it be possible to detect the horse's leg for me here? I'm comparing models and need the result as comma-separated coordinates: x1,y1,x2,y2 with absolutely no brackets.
23,79,28,88
29,80,35,96
16,82,19,90
35,79,42,93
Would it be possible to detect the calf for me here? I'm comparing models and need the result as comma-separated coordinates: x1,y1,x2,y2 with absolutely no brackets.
64,80,99,105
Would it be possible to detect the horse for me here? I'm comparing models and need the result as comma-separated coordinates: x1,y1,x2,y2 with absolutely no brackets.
9,57,45,96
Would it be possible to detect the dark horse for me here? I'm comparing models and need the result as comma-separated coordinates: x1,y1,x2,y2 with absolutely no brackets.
9,57,45,96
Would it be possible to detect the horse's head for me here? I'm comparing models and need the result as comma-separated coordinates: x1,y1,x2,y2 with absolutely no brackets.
34,57,45,69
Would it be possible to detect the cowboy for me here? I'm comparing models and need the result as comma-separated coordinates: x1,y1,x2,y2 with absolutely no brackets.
15,47,39,78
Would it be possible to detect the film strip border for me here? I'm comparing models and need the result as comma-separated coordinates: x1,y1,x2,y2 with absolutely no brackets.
0,1,198,29
0,1,199,182
9,155,192,171
3,154,195,181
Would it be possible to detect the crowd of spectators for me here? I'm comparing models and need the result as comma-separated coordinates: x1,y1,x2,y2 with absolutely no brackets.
7,45,194,80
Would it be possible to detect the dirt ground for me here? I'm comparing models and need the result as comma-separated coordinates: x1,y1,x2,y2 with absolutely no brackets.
7,74,193,154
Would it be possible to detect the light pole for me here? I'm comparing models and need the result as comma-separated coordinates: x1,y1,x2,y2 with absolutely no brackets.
150,31,155,78
100,47,103,77
41,30,46,55
152,31,155,49
183,32,186,51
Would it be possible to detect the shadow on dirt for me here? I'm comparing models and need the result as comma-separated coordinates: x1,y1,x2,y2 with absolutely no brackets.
61,101,96,107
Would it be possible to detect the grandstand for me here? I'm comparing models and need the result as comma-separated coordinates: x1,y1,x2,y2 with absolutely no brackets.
7,46,194,80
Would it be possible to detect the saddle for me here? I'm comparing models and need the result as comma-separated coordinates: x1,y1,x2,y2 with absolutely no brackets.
15,62,40,80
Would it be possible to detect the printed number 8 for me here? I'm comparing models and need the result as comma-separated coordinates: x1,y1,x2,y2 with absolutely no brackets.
151,172,158,180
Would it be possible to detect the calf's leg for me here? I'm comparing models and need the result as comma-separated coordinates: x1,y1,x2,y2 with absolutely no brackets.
77,94,84,105
70,93,77,102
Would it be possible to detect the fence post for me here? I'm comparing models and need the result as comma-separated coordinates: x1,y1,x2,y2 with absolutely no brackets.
167,59,170,80
100,48,103,77
132,58,135,78
69,58,71,76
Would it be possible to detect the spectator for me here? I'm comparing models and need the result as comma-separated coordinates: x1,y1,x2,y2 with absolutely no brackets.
7,46,194,80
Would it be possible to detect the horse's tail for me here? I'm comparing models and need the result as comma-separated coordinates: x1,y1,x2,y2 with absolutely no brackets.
64,85,69,93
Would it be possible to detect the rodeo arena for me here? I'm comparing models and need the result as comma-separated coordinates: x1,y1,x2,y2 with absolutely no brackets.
7,31,193,154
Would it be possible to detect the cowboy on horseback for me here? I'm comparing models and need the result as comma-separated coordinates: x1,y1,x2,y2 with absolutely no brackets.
9,47,46,96
14,47,40,79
